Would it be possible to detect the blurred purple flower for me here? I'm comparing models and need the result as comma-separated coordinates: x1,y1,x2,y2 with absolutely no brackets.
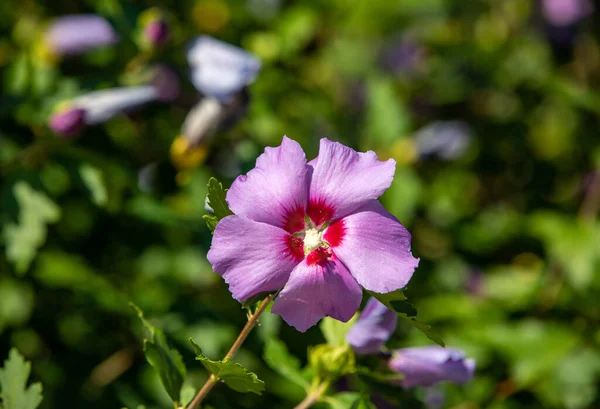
380,36,425,75
541,0,593,27
414,120,472,161
346,297,397,355
388,346,475,388
207,137,419,332
465,269,485,297
186,36,261,102
48,107,86,137
45,15,119,56
49,86,158,136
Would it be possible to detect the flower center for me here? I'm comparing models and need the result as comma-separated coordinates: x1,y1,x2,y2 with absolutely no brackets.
303,228,323,254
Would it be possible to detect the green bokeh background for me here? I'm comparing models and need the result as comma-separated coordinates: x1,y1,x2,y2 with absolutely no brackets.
1,0,600,408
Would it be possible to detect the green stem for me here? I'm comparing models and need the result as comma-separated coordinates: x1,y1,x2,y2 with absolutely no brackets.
293,382,329,409
186,293,276,409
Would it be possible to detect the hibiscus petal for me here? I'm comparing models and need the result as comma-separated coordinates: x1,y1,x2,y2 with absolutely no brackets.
308,138,396,223
227,136,310,232
271,256,362,332
207,215,302,302
329,201,418,293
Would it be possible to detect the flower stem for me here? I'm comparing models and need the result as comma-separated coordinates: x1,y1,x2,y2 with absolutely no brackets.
293,382,329,409
186,293,276,409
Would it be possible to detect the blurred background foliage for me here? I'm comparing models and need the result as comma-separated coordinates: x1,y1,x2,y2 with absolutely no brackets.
1,0,600,408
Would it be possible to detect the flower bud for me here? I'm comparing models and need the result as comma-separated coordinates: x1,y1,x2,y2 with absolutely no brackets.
388,346,475,388
49,105,86,137
309,344,355,381
346,297,397,355
148,64,180,102
140,9,170,48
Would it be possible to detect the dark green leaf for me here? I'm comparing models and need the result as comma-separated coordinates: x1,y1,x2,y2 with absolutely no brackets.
131,304,186,404
190,339,265,395
205,177,233,221
0,348,43,409
263,338,308,387
368,290,445,347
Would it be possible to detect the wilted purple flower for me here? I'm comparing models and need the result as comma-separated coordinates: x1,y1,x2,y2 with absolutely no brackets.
48,107,86,137
44,15,119,56
414,121,472,161
207,137,419,332
186,36,261,102
388,346,475,388
49,86,158,136
346,297,397,354
541,0,593,27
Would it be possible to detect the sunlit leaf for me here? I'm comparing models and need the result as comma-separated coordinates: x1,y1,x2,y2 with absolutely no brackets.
190,339,265,395
0,348,43,409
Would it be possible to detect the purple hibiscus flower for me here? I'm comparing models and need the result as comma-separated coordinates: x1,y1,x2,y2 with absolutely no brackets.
388,346,475,388
346,297,398,354
45,15,119,56
207,137,419,332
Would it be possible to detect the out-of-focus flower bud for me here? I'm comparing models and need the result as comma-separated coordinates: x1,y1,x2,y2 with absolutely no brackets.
48,104,86,138
388,346,475,388
309,344,355,382
541,0,593,27
42,15,119,60
140,9,170,48
346,297,397,355
186,36,261,102
414,120,472,161
48,86,158,136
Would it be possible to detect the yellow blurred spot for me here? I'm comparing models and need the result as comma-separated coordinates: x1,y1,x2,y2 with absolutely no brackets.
139,7,163,27
389,138,417,166
511,252,542,269
170,136,208,170
247,32,280,62
33,37,60,67
192,0,229,33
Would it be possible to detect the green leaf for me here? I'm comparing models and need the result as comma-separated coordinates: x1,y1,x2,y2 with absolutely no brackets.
356,367,404,383
368,290,445,347
190,339,265,395
0,348,43,409
320,315,358,347
131,304,186,404
324,393,362,409
350,395,377,409
205,177,233,221
2,182,61,274
202,215,219,234
79,164,108,207
263,338,309,387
